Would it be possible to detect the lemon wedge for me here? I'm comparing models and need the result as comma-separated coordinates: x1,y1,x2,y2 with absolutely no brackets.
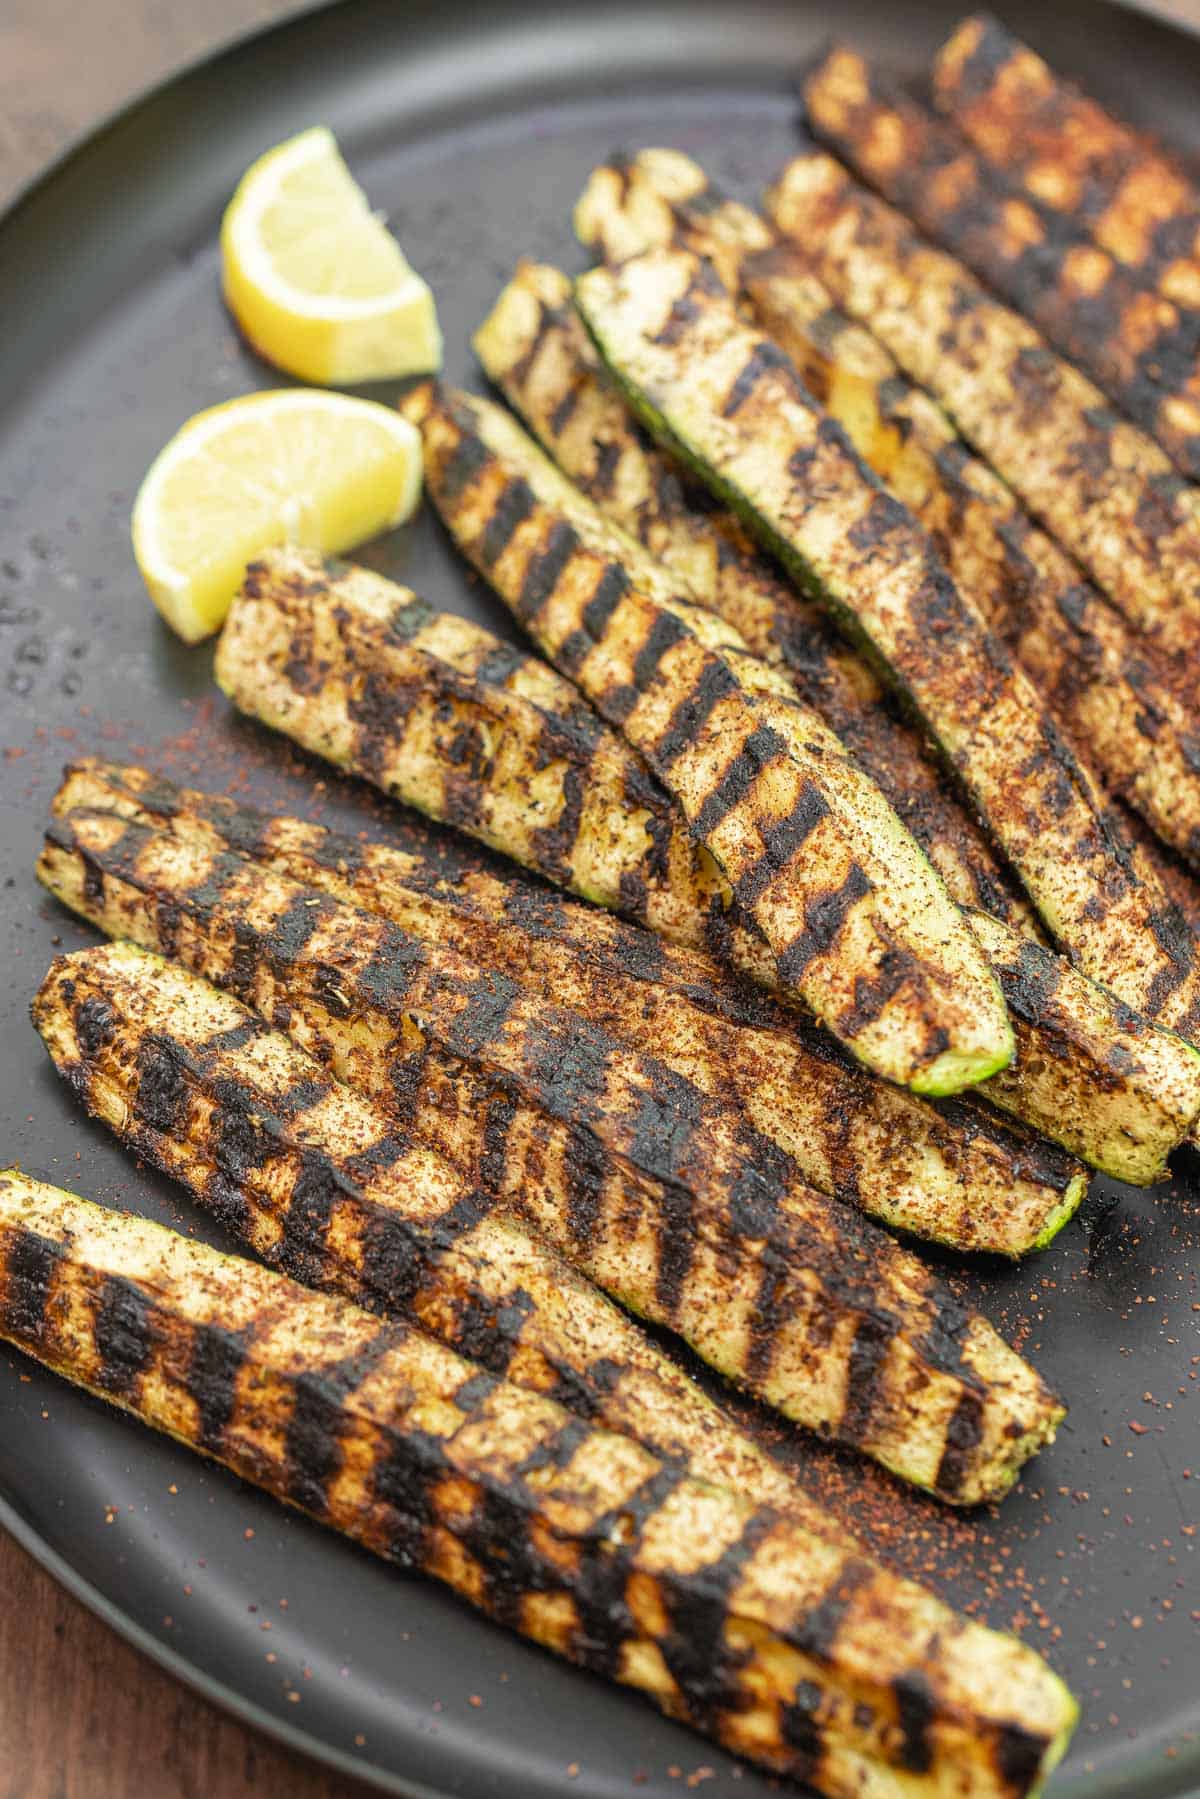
131,388,422,642
220,126,442,385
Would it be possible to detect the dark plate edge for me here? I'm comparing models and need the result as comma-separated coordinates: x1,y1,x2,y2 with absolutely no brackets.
0,1475,429,1796
2,1,1200,1796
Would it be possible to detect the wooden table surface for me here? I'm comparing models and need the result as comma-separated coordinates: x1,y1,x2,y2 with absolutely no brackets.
1,1,1198,1795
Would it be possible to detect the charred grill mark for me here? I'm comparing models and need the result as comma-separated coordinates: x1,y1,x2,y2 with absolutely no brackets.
734,785,831,910
935,1388,987,1500
187,1324,250,1452
516,519,581,621
777,867,872,984
582,564,631,639
438,969,522,1061
3,1229,62,1345
92,1276,154,1397
653,288,703,346
548,380,583,437
795,1557,874,1659
691,724,787,837
479,479,537,568
657,1509,776,1723
893,1669,937,1773
134,1032,194,1135
839,1312,893,1446
722,341,794,416
632,611,688,690
439,431,492,503
654,660,739,768
995,1719,1054,1791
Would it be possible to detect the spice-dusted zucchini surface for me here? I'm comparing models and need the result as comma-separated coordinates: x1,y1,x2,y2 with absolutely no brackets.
0,1170,1080,1797
404,382,1013,1098
36,806,1065,1503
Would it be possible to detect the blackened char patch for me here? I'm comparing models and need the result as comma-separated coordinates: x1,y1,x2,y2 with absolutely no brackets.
582,563,630,638
266,891,336,965
722,340,793,417
733,784,830,909
516,520,580,622
839,1312,893,1444
776,864,872,983
2,1230,62,1342
658,1510,776,1726
893,1669,936,1773
691,723,787,837
794,1558,873,1660
654,658,739,767
590,439,622,497
74,994,115,1059
632,611,688,690
935,1387,986,1498
548,381,582,438
652,288,702,347
452,1282,536,1375
995,1720,1052,1792
478,479,537,568
439,969,522,1061
438,430,491,503
93,1276,153,1396
134,1033,193,1136
188,1324,249,1451
453,1370,499,1412
779,1679,825,1782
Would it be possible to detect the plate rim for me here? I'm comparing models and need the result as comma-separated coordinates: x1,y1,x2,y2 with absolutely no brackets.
2,1,1199,1795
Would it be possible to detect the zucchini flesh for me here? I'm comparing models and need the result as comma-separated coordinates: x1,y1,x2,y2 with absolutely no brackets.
0,1169,1080,1797
581,149,1200,876
574,245,1200,1042
210,556,1200,1184
803,45,1200,483
36,807,1065,1505
54,758,1091,1252
763,149,1200,690
403,380,1013,1098
933,14,1198,280
34,938,816,1525
474,255,1039,933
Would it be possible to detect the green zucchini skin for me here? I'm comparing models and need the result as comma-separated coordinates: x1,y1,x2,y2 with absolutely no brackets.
804,44,1200,485
52,758,1091,1254
573,245,1200,1045
762,148,1200,701
474,256,1040,935
573,151,1200,879
36,807,1065,1503
404,379,1014,1098
0,1169,1081,1798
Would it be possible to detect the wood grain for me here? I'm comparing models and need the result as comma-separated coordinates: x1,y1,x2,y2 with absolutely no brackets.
0,0,1196,1794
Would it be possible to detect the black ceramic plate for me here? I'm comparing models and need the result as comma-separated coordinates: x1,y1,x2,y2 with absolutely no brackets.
2,2,1199,1794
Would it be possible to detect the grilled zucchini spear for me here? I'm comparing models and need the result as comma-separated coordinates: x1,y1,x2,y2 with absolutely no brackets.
53,758,1091,1246
573,243,1200,1040
212,552,1200,1185
762,148,1200,691
474,256,1038,933
400,381,1013,1098
37,807,1064,1504
34,939,817,1525
0,1171,1080,1797
933,14,1200,284
573,152,1200,875
803,46,1200,485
